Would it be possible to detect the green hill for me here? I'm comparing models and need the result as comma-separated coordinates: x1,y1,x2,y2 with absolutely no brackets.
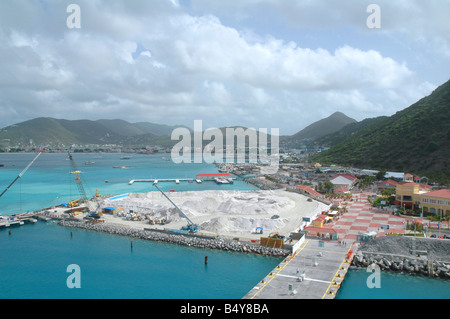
311,79,450,183
0,118,184,148
316,116,388,147
282,111,357,146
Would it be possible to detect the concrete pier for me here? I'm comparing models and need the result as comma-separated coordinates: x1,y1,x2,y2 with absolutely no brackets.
244,238,356,299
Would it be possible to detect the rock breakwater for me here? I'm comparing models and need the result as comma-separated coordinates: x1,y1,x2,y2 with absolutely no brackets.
353,236,450,279
58,220,290,256
353,252,450,278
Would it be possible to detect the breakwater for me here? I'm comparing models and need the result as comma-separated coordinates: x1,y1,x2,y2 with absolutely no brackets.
352,236,450,279
58,220,290,256
353,252,450,278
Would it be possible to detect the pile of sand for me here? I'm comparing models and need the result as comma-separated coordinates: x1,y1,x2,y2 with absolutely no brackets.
101,189,329,238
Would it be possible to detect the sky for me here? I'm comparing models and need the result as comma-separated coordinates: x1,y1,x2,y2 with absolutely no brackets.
0,0,449,135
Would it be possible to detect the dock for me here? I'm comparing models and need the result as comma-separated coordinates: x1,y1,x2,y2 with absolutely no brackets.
128,178,194,185
0,212,39,228
244,238,357,299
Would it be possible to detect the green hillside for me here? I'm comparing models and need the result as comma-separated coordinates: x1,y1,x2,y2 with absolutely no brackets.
282,111,357,146
316,116,388,147
311,79,450,182
0,118,80,146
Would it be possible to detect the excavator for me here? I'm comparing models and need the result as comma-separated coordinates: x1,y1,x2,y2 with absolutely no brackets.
153,182,198,234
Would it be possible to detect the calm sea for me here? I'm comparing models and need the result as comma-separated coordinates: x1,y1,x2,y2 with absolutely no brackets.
1,153,450,299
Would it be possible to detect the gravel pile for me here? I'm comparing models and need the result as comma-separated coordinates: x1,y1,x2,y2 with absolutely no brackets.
58,220,290,257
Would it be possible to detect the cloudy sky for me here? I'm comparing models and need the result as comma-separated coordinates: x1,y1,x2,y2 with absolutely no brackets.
0,0,449,135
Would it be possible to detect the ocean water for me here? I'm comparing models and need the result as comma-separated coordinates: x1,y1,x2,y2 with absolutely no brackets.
337,268,450,299
0,152,257,215
0,222,281,299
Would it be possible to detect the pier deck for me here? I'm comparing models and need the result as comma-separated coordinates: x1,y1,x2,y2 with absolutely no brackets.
244,238,356,299
128,178,193,185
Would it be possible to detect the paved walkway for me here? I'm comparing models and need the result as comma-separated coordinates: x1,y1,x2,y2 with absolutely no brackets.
244,238,354,299
330,193,407,241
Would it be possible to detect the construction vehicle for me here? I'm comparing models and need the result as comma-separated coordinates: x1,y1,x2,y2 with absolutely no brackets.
269,231,285,239
67,152,103,219
153,182,198,234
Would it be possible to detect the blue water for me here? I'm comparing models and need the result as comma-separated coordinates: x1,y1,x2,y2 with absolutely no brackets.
0,222,281,299
0,153,257,215
337,268,450,299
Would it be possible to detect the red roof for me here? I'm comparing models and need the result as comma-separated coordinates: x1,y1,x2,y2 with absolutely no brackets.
378,179,398,186
334,186,349,192
295,185,322,197
422,189,450,199
304,226,337,233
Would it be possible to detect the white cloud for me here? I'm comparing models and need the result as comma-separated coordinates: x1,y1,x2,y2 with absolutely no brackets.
0,0,445,134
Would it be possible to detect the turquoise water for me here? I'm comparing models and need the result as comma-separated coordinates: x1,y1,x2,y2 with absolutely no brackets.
0,222,281,299
337,268,450,299
0,152,257,215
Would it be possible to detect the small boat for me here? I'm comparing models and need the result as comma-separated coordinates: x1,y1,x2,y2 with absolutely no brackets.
196,179,202,183
0,164,4,167
85,161,95,165
120,156,132,160
176,179,180,184
113,166,130,169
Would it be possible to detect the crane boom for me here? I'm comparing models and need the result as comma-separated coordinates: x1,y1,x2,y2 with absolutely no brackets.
68,151,88,202
0,152,41,199
153,182,196,228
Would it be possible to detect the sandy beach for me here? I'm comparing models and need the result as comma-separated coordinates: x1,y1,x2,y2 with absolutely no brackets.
98,189,329,240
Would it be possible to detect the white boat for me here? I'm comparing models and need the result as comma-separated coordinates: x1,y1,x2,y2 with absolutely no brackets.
85,161,95,165
214,177,230,184
176,179,180,184
196,179,202,183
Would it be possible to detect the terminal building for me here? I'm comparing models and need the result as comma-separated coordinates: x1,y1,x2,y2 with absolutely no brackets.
394,176,450,216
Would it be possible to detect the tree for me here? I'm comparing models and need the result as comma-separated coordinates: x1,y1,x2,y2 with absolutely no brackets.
376,170,386,180
324,181,334,193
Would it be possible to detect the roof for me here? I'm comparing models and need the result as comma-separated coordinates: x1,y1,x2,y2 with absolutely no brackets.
334,174,358,180
304,226,337,233
330,175,357,185
334,186,349,192
378,179,398,186
295,184,322,197
421,189,450,199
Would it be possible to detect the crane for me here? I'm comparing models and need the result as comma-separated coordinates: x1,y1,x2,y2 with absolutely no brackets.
153,182,198,234
0,152,41,199
68,151,88,205
67,151,102,218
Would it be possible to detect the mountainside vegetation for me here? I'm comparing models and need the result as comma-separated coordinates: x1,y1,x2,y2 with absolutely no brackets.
281,111,357,146
311,79,450,183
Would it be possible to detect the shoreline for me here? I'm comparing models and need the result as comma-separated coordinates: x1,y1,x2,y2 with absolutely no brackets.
58,219,291,257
